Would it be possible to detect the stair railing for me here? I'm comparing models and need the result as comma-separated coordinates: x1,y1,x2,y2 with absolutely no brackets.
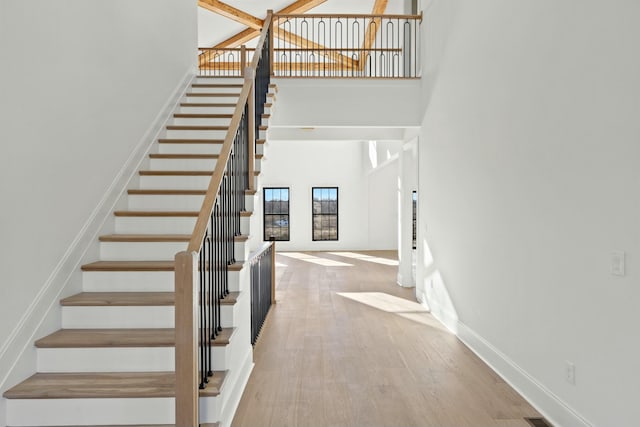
175,11,272,427
249,241,276,345
271,13,422,78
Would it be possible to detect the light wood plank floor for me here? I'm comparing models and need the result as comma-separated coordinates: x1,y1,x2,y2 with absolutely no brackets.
232,251,541,427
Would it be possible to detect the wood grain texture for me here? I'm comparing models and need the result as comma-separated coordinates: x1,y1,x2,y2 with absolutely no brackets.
198,0,263,30
99,234,191,243
148,154,221,159
35,328,234,348
81,261,176,271
158,138,225,144
81,260,245,272
61,292,175,306
114,211,200,217
3,371,225,399
231,251,540,427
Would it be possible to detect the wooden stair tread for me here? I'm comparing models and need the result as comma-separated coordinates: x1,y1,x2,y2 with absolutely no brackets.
139,170,213,176
82,260,176,271
61,292,174,306
7,425,186,427
99,234,191,242
191,84,242,88
149,153,220,159
99,234,248,243
185,93,240,97
114,210,200,217
127,189,206,195
157,138,224,144
166,125,229,131
139,170,258,176
61,291,240,307
81,260,244,272
35,328,234,348
2,371,225,399
179,103,236,108
114,210,251,217
173,113,233,119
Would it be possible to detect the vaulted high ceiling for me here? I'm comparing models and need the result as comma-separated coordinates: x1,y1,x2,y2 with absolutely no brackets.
198,0,407,48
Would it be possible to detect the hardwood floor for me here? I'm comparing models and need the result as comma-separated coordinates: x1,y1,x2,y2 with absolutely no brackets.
231,250,541,427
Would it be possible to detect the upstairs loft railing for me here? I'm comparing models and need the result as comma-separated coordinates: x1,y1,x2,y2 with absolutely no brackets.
198,12,422,79
175,12,272,427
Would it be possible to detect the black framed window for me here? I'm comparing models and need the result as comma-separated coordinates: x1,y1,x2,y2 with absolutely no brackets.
263,187,290,241
312,187,338,241
412,191,417,250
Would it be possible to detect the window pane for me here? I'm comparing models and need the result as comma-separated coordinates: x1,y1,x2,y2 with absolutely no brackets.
312,187,338,241
264,188,289,241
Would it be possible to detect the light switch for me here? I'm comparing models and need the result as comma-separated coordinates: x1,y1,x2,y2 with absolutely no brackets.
611,251,625,276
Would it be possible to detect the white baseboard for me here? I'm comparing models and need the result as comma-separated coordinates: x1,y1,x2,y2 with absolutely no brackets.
0,68,194,400
220,348,254,427
456,321,594,427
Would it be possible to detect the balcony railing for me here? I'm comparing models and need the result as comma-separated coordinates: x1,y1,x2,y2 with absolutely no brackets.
198,12,421,79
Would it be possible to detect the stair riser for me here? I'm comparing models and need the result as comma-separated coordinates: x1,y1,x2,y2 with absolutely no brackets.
178,105,237,115
100,241,187,261
149,158,219,170
99,241,247,262
114,216,250,235
115,216,197,234
190,86,242,94
128,194,205,211
61,304,237,329
157,143,223,155
82,269,243,293
82,271,174,292
195,77,244,85
172,117,233,126
183,95,240,104
165,129,229,139
6,396,220,425
37,345,232,372
139,174,212,189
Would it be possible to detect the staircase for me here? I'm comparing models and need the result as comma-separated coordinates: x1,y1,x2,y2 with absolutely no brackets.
2,76,276,427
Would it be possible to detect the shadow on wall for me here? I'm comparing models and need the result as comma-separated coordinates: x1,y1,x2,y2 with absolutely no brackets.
417,238,460,333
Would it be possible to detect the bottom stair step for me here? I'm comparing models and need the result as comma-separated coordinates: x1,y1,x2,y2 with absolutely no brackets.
3,371,226,399
7,424,219,427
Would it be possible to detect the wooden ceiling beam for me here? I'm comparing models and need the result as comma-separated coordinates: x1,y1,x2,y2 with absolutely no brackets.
208,0,328,49
198,0,264,30
274,29,357,69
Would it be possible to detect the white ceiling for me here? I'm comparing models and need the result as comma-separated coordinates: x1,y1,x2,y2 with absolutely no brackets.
198,0,409,47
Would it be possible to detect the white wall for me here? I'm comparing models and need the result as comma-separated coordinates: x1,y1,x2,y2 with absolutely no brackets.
259,140,398,251
0,0,196,401
417,1,640,426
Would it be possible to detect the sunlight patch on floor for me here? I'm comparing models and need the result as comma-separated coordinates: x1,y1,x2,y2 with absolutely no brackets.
278,252,353,267
336,292,427,313
275,262,288,268
328,251,399,266
336,292,448,331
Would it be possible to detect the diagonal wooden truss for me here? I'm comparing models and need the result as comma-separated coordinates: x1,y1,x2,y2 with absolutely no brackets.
198,0,388,70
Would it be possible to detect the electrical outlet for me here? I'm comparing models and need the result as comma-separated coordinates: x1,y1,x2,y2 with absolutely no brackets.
565,361,576,385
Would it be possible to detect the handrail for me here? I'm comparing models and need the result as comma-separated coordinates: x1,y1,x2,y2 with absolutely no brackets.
175,11,273,427
275,13,423,20
188,13,272,252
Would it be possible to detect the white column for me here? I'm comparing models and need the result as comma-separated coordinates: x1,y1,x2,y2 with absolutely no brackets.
397,139,418,287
